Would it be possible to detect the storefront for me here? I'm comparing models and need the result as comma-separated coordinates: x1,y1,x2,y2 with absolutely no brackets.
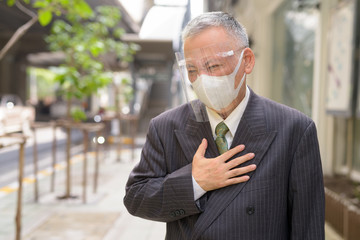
228,0,360,180
220,0,360,237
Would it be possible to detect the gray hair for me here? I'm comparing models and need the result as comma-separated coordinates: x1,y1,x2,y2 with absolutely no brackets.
182,12,249,48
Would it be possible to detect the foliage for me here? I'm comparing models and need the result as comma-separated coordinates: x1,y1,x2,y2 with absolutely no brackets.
71,107,87,122
0,0,95,60
45,5,138,103
2,0,93,26
27,67,57,100
2,0,139,121
120,78,134,104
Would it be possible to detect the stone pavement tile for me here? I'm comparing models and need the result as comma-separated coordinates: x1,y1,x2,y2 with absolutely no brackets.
325,222,343,240
103,213,165,240
101,149,166,240
23,211,120,240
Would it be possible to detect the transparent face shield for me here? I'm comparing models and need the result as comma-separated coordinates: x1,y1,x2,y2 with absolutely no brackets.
175,43,246,122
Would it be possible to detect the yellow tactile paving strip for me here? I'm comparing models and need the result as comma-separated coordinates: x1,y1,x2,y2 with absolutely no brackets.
0,153,87,197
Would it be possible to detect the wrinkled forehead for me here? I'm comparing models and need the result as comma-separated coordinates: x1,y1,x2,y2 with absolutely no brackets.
184,42,235,61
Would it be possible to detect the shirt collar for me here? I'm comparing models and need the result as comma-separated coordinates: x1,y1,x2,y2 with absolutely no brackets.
206,86,250,138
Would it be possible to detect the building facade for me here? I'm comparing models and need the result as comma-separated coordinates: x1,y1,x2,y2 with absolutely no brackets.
213,0,360,238
220,0,360,181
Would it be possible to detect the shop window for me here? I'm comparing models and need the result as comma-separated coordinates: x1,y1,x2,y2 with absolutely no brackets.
333,118,360,178
272,2,318,117
333,118,349,174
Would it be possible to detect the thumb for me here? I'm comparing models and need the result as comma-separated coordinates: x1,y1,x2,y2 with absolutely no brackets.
195,138,208,157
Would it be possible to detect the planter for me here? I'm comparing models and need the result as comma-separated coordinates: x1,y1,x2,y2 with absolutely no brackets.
347,205,360,240
325,188,345,236
325,176,360,240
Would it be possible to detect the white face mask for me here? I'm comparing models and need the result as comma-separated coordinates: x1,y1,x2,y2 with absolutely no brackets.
191,49,246,112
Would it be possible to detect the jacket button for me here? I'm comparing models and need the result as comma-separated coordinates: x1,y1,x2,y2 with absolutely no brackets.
171,209,186,217
179,209,185,215
246,206,255,215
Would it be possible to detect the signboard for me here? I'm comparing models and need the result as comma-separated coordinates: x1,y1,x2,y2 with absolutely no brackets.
326,0,357,116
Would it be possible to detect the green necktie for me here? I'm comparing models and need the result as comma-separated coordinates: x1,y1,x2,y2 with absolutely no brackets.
215,121,229,155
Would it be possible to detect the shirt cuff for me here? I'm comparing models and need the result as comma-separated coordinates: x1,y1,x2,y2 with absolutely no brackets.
192,175,207,201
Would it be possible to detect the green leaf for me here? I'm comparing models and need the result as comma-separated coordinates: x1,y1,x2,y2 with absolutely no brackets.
55,10,62,16
71,107,87,122
38,9,53,26
89,41,105,57
33,0,48,8
114,28,125,39
73,1,93,18
6,0,16,6
59,0,70,5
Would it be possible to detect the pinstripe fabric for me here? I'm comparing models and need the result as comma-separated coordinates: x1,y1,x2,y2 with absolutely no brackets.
124,89,325,240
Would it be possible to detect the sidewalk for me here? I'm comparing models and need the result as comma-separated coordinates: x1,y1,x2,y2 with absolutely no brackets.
0,138,166,240
0,135,343,240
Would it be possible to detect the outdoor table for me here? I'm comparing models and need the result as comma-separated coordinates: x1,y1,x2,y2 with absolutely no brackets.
102,113,139,161
56,120,104,203
0,134,27,240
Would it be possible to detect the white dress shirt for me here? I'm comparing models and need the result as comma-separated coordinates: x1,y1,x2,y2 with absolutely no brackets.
192,86,251,200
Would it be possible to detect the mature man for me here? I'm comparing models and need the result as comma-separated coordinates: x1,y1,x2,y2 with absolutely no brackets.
124,12,324,239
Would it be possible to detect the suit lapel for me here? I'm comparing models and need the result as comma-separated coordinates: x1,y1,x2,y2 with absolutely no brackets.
191,90,277,239
175,115,218,164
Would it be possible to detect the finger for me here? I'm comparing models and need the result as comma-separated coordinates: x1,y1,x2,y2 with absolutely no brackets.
227,153,255,169
219,144,245,162
195,138,208,158
223,175,250,187
227,164,257,178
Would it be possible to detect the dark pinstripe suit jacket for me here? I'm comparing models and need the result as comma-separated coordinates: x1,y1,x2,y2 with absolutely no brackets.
124,89,325,240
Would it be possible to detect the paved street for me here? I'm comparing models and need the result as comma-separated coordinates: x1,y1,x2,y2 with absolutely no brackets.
0,127,83,187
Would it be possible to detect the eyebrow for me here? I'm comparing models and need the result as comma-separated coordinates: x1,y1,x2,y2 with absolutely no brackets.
203,57,225,69
186,63,197,69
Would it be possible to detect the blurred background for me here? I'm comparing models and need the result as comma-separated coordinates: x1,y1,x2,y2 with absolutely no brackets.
0,0,360,239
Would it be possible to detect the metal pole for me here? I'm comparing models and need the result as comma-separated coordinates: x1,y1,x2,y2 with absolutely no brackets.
131,118,137,160
117,117,121,162
51,122,57,192
82,130,88,203
65,126,71,198
15,141,25,240
94,130,100,194
32,127,39,202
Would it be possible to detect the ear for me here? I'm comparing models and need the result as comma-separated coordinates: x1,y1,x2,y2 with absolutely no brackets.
243,48,255,74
